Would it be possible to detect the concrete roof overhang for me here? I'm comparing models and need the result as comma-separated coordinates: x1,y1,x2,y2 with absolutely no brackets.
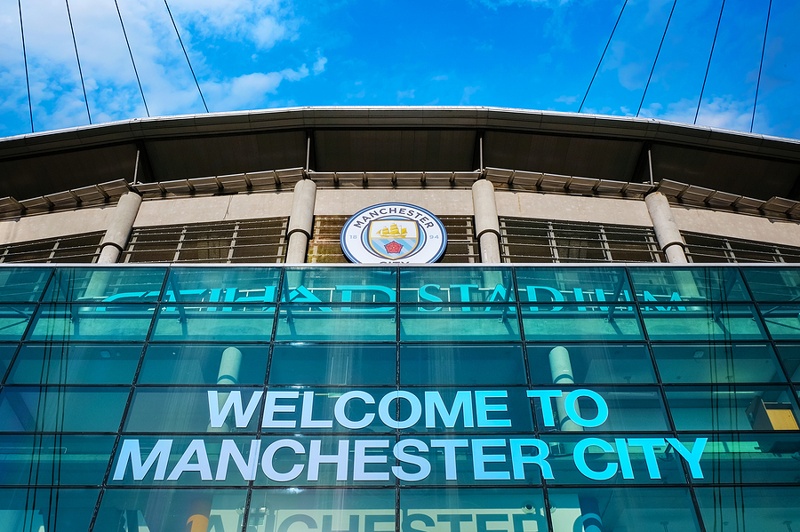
0,106,799,202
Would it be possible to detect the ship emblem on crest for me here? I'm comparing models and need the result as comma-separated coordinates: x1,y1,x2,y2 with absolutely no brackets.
366,220,421,260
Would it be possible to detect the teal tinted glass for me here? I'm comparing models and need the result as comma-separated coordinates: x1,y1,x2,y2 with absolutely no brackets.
0,387,127,432
400,488,546,532
775,344,800,381
531,386,670,432
695,487,800,532
96,489,246,531
0,267,51,302
666,385,800,431
400,305,520,342
528,344,655,384
401,344,526,385
0,488,98,532
651,343,785,383
522,304,643,341
0,344,16,381
26,304,154,341
642,304,766,341
629,267,749,302
41,267,167,302
516,267,632,303
742,267,800,302
276,305,395,342
139,344,267,385
0,434,114,486
694,433,800,484
270,344,395,385
125,388,261,433
541,434,686,485
151,304,273,342
7,344,142,384
164,266,281,303
399,267,514,303
548,487,700,531
760,305,800,340
403,388,533,433
283,268,396,303
0,305,35,342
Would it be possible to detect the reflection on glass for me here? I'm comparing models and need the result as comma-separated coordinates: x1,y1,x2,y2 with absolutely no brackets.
522,304,643,341
41,267,166,302
165,267,281,303
0,305,35,342
0,434,114,485
761,305,800,340
0,387,127,432
548,487,700,531
0,344,17,382
516,267,632,303
399,267,514,303
139,344,267,385
276,305,395,342
271,344,395,385
694,433,800,484
96,489,246,531
26,305,154,342
0,267,51,303
695,487,800,532
641,304,765,341
629,267,749,302
8,344,142,385
0,488,97,532
152,305,274,342
742,267,800,302
401,344,525,385
775,344,800,381
527,344,655,384
666,385,800,431
282,268,397,303
651,343,785,383
401,305,520,342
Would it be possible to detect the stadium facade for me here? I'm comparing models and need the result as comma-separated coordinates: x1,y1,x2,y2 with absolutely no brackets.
1,107,800,531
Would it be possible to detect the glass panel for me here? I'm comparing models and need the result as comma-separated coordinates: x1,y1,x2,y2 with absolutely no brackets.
651,343,785,383
0,387,127,432
775,344,800,381
7,344,142,385
399,267,514,303
0,434,114,486
527,344,655,384
541,434,687,484
742,267,800,302
548,487,700,531
95,489,246,532
164,267,281,303
515,267,632,303
270,344,395,385
41,267,167,302
532,386,670,433
0,344,16,382
400,488,548,532
250,488,395,532
151,304,273,342
0,267,51,302
629,267,749,302
695,487,800,532
641,304,765,341
0,488,98,532
665,385,800,431
401,344,526,385
694,433,800,484
401,305,520,342
761,305,800,340
0,305,35,342
283,268,397,303
26,304,154,342
276,305,395,342
139,344,268,385
125,388,261,433
521,304,643,342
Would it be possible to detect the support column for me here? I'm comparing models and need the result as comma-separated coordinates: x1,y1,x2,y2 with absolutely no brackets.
645,191,688,264
472,180,501,264
97,191,142,264
285,179,317,264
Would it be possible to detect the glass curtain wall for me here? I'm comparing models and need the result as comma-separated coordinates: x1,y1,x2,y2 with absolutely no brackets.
1,265,800,531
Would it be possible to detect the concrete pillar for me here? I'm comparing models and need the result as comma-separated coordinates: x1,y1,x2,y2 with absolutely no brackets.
285,179,317,264
472,180,502,263
645,191,688,264
97,191,142,264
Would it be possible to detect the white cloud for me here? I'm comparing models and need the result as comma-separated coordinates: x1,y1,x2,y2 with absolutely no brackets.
639,96,756,133
313,56,327,75
397,89,416,100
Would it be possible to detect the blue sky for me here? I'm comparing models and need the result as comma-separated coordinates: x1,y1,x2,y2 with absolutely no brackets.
1,0,799,139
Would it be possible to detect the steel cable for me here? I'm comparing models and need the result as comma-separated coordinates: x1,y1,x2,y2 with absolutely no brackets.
114,0,150,117
578,0,629,113
636,0,678,117
751,0,773,132
65,0,92,124
17,0,34,132
164,0,209,112
694,0,726,124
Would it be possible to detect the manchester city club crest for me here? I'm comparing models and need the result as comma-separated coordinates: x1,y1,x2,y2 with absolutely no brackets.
341,203,447,264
